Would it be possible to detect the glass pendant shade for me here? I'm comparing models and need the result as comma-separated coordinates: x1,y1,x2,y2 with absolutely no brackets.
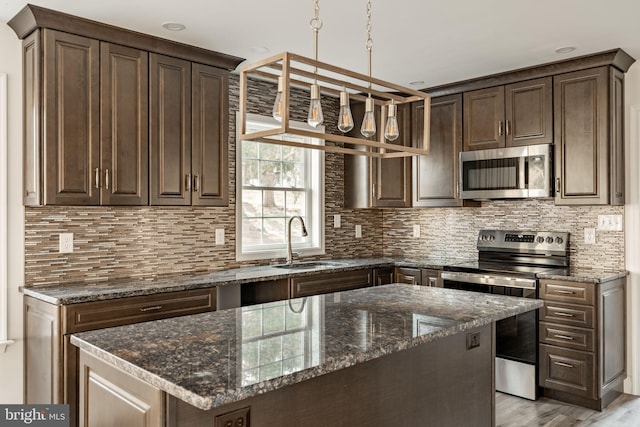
384,103,400,141
337,90,354,133
307,84,324,128
360,97,376,138
272,77,284,122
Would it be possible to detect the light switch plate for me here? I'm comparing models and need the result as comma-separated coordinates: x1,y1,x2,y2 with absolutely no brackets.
59,233,73,253
597,214,623,231
413,224,421,238
584,228,596,245
333,214,341,229
215,229,225,246
355,224,362,238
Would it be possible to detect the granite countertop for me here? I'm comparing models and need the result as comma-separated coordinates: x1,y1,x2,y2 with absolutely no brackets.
70,284,543,411
20,257,466,305
537,268,628,284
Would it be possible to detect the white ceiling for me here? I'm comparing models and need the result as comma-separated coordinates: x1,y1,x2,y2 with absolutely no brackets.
2,0,640,89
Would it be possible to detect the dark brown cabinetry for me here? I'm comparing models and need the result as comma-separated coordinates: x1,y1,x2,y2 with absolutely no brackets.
344,104,412,208
373,267,395,286
10,5,241,207
241,279,289,305
290,269,373,298
24,289,217,426
554,67,625,205
463,77,552,151
395,267,442,286
539,277,626,410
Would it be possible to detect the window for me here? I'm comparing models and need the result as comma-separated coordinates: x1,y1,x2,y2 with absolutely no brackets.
236,113,324,261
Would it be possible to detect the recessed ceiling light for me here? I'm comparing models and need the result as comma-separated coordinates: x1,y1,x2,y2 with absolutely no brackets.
162,22,186,31
409,80,425,86
250,46,270,54
554,46,576,54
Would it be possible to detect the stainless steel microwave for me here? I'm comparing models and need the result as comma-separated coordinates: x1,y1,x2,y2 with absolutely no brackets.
459,144,552,200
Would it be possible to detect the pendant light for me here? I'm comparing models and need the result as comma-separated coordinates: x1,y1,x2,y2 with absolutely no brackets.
272,76,284,122
337,89,354,133
384,102,399,141
307,0,324,128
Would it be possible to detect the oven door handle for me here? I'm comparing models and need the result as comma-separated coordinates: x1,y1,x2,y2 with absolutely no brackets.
441,272,536,290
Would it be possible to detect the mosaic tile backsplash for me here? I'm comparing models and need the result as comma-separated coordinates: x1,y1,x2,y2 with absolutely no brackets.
23,76,625,286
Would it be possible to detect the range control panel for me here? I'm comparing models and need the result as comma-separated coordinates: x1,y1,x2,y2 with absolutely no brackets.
477,229,569,255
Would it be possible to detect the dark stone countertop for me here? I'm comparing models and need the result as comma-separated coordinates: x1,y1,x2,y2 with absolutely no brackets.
70,284,543,411
537,268,628,284
20,257,468,305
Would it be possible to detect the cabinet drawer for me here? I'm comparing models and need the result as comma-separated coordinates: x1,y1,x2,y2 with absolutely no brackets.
540,301,594,328
539,344,596,399
539,322,594,352
540,280,594,305
421,269,442,287
395,267,421,286
63,288,216,333
290,269,372,298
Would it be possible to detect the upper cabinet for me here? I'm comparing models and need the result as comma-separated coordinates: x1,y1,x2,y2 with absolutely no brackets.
554,66,625,205
463,77,553,151
9,4,243,206
412,94,477,207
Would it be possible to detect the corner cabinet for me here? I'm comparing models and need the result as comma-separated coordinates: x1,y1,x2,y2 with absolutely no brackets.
412,94,478,207
10,5,241,206
463,77,553,151
538,277,626,410
554,66,625,205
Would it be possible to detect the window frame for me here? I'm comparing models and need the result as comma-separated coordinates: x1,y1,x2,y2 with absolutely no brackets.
236,113,325,261
0,73,12,352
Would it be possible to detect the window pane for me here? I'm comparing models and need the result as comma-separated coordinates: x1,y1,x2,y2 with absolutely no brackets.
260,143,281,161
286,191,306,217
242,218,263,246
242,140,259,159
242,159,259,186
282,162,303,188
283,146,304,162
260,161,282,187
263,191,285,217
242,190,262,218
262,218,286,245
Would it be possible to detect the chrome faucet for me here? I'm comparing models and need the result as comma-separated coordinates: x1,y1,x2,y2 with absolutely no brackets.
286,216,308,265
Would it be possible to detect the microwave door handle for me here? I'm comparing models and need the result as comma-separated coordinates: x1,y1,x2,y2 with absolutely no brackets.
519,157,527,190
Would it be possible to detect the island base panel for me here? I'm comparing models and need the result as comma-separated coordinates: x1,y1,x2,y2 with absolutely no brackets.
164,323,495,427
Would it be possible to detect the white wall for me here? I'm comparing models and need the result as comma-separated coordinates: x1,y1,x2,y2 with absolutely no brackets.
0,23,24,403
625,62,640,395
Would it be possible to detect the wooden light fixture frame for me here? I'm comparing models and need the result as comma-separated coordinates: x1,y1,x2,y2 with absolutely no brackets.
239,52,431,158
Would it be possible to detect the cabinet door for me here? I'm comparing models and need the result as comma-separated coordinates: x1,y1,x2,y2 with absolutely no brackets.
505,77,553,147
191,63,229,206
372,105,412,207
395,267,422,285
22,31,41,205
100,43,149,205
373,267,394,286
554,67,609,205
150,53,191,205
421,269,442,287
43,30,100,205
290,269,372,298
463,86,505,151
412,94,468,207
609,69,625,206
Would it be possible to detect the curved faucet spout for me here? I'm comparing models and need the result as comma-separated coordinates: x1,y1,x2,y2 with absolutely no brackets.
287,216,308,265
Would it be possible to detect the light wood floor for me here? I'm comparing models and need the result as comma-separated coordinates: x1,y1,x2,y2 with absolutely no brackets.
496,392,640,426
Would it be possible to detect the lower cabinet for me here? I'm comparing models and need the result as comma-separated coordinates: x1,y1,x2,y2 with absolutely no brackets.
241,279,289,306
538,277,626,410
395,267,442,287
24,288,217,427
290,269,373,298
373,267,395,286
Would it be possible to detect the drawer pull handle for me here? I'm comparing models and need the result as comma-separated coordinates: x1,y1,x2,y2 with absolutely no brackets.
554,312,574,317
553,334,575,341
554,289,576,295
139,305,163,312
553,361,575,369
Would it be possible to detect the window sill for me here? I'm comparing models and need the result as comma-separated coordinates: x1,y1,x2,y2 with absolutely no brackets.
0,340,15,353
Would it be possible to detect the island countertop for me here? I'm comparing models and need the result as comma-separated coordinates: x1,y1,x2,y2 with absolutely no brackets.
70,284,543,411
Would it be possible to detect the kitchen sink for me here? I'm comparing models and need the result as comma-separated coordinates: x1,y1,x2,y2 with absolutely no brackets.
272,261,348,269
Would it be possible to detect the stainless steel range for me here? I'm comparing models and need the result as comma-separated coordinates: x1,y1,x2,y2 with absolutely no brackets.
441,230,569,400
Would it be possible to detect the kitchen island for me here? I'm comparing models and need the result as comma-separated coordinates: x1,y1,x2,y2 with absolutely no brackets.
71,285,542,427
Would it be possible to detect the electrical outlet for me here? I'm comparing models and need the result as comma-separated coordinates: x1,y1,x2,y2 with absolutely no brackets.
59,233,73,253
215,228,225,246
466,331,481,350
584,228,596,245
355,224,362,238
412,224,420,238
333,214,341,228
214,407,250,427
